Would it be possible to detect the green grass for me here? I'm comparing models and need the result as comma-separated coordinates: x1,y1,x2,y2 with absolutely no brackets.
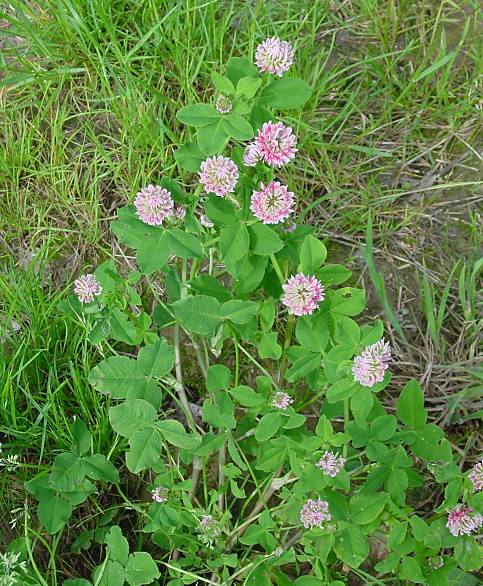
0,0,481,579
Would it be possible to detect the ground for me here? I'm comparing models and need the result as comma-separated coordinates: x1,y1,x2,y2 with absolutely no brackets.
0,0,481,581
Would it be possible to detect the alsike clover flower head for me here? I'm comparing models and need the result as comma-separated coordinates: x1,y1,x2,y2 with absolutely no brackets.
282,273,324,316
300,498,331,529
446,505,483,537
73,274,102,304
255,37,294,77
199,156,239,197
134,184,174,226
250,181,294,225
352,338,391,387
252,121,297,167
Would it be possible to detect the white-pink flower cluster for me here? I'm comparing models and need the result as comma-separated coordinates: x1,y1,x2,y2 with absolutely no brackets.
199,156,239,197
250,181,294,225
282,274,324,316
255,37,294,77
244,121,297,168
134,184,174,226
316,451,346,478
300,498,331,529
73,274,102,304
352,338,391,387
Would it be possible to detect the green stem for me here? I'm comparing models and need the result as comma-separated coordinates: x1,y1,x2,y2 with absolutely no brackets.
343,399,350,458
278,313,295,387
233,333,240,386
270,253,285,285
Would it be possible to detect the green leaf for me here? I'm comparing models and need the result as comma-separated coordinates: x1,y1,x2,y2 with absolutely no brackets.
206,364,231,392
221,300,258,324
255,412,281,442
173,295,221,335
94,560,126,586
38,494,72,534
174,142,205,172
259,78,312,109
137,337,175,378
351,388,373,426
295,578,325,586
326,379,356,403
333,526,369,568
233,254,268,294
49,453,85,492
157,419,201,451
387,468,408,505
167,228,203,258
125,552,160,586
230,385,264,407
412,424,452,462
226,56,259,86
399,557,425,583
83,454,120,483
222,114,254,140
105,525,129,565
197,119,229,155
387,521,408,550
202,393,236,430
396,379,427,428
409,515,428,541
89,356,161,409
370,415,397,441
176,104,220,127
285,353,320,383
212,71,235,94
71,418,92,457
258,332,282,360
329,288,365,316
335,316,361,347
350,492,388,524
110,308,139,345
300,235,327,273
454,536,483,572
189,274,232,302
295,313,329,353
317,264,352,286
204,194,237,226
236,76,262,98
125,427,163,473
136,231,169,274
220,223,250,264
248,223,284,255
64,580,92,586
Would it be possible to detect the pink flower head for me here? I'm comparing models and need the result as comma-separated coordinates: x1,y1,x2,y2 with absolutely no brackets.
243,143,261,167
352,338,391,387
254,121,297,167
73,274,102,304
300,498,331,529
134,184,174,226
446,505,483,537
250,181,294,225
255,37,294,77
282,273,324,316
316,451,346,478
271,392,293,410
151,486,169,503
215,94,232,114
199,214,214,229
199,156,239,197
469,461,483,491
173,205,186,221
